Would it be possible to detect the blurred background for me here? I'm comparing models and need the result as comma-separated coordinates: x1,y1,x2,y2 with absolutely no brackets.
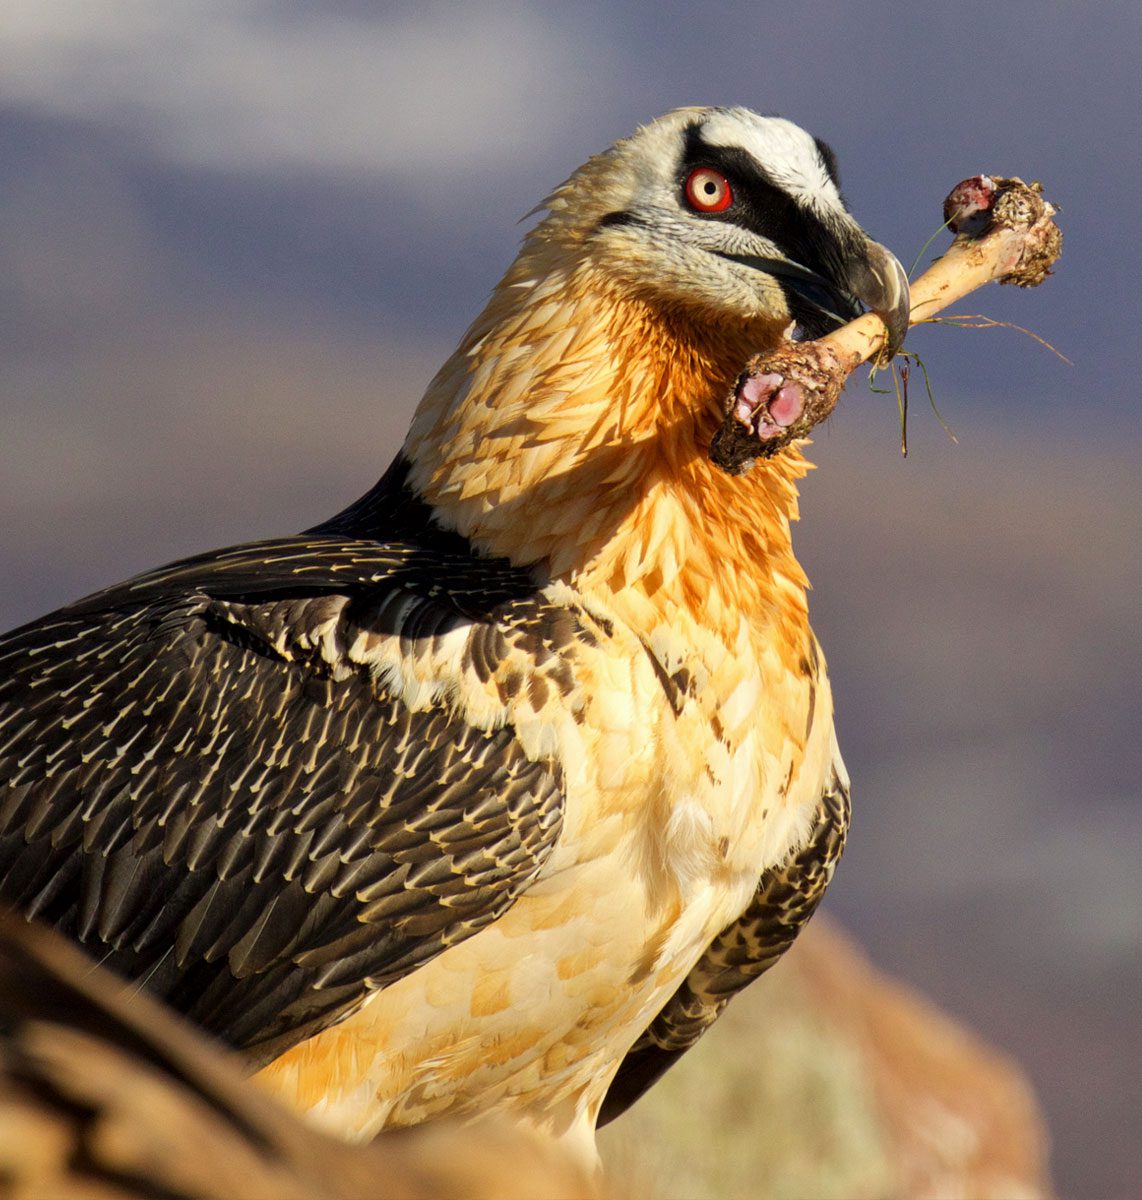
1,3,1138,1196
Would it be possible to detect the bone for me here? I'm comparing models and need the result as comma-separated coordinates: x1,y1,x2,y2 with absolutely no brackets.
709,175,1062,474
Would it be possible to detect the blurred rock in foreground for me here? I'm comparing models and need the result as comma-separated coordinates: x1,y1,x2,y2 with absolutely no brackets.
600,917,1052,1200
0,915,606,1200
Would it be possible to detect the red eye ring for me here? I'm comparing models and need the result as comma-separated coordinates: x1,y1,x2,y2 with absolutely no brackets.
684,167,733,213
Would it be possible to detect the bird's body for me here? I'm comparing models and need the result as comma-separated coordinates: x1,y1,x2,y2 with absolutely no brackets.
0,107,902,1156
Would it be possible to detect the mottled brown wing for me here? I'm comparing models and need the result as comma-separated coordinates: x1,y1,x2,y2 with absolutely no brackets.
0,535,570,1065
598,766,850,1125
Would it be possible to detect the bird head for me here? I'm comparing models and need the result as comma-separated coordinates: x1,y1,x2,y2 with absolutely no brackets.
406,107,907,597
537,106,909,356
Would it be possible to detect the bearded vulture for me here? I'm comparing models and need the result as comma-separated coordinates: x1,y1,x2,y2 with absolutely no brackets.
0,106,908,1161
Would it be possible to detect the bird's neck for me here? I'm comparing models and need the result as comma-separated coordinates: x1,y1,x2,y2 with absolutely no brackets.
404,256,814,650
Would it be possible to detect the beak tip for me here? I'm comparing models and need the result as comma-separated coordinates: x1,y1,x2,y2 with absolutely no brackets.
865,241,911,361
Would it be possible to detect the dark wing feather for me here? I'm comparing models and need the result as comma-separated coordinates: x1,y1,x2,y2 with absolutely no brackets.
598,767,850,1125
0,519,573,1066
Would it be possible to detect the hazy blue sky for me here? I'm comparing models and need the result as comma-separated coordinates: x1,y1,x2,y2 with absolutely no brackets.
2,5,1139,1195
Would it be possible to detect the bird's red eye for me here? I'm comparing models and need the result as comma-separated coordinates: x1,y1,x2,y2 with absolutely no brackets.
684,167,733,213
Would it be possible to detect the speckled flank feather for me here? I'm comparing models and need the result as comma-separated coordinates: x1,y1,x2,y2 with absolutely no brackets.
0,107,864,1154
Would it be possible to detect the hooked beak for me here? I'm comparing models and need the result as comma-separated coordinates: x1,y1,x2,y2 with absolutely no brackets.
731,238,911,360
844,239,911,361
